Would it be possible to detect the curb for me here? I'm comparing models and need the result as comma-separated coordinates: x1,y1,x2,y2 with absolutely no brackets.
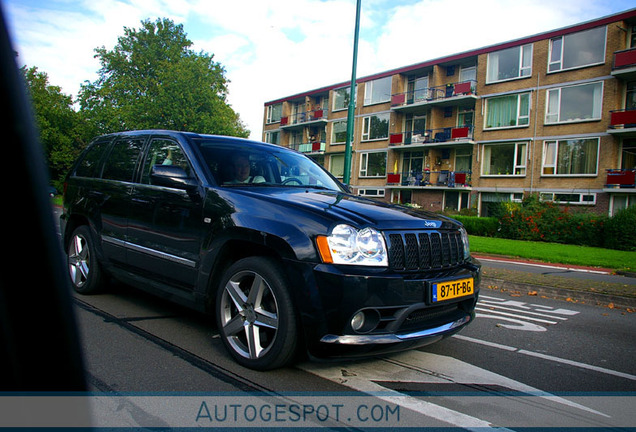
481,276,636,310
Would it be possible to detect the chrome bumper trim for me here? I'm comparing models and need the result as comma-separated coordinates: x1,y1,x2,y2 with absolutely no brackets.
319,314,471,345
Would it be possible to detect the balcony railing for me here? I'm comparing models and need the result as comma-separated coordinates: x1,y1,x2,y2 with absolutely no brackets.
391,80,476,108
605,169,636,188
613,48,636,70
280,108,328,127
390,126,473,146
289,141,326,154
609,109,636,129
387,170,472,187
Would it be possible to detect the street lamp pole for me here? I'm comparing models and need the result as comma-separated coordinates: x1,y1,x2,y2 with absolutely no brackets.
343,0,361,185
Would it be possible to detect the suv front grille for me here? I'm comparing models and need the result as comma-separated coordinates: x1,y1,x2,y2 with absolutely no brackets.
387,231,464,272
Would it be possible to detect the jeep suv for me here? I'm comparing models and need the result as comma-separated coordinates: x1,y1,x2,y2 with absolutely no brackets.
61,130,480,370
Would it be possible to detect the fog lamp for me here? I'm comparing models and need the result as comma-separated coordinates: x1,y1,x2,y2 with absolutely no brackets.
351,311,365,332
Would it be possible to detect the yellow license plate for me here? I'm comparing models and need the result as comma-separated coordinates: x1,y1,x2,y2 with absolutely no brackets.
432,278,474,302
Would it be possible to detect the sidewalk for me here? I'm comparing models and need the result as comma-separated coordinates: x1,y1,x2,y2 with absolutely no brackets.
474,254,636,310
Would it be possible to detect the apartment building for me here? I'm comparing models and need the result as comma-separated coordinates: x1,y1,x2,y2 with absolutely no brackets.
262,8,636,216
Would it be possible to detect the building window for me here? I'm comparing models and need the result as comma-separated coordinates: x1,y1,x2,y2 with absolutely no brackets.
484,93,530,129
610,194,635,216
548,26,606,72
358,188,385,198
545,81,603,124
364,76,392,105
486,44,532,83
444,191,470,212
542,138,599,176
264,131,280,145
330,154,345,178
266,103,282,124
333,87,352,111
359,151,387,177
482,142,527,176
362,113,390,141
540,192,596,205
331,120,347,144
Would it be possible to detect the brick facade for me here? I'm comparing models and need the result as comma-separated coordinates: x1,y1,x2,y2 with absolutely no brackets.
263,9,636,216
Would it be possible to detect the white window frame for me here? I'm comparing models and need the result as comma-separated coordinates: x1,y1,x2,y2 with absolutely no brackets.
359,151,387,178
331,120,347,145
540,192,597,205
364,76,392,106
266,103,282,124
481,142,528,176
264,131,280,145
486,44,533,84
484,92,531,129
362,113,390,141
545,81,603,124
542,138,599,176
548,26,607,73
332,87,351,112
358,188,386,198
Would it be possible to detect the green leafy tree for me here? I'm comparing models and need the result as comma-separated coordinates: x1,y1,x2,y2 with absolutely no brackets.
78,18,249,137
21,66,88,188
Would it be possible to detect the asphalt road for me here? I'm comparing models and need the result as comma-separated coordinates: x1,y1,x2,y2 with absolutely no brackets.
44,206,634,429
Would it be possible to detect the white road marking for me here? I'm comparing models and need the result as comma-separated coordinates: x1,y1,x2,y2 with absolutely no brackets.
300,348,611,428
454,334,636,381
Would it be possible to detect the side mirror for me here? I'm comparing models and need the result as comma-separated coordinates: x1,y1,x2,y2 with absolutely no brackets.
150,165,198,190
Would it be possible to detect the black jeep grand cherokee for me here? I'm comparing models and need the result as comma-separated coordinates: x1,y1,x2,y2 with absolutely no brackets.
61,130,480,370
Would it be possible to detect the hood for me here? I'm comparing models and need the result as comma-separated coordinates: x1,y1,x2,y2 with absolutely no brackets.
228,187,461,231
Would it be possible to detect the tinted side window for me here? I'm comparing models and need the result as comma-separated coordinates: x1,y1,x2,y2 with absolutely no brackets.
141,138,192,184
102,137,145,182
74,138,111,178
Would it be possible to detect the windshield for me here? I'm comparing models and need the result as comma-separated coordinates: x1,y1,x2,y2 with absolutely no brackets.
192,139,344,191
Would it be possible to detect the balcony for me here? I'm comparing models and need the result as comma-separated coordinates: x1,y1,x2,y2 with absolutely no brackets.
280,108,328,130
608,109,636,137
612,48,636,80
289,141,326,154
391,80,477,113
389,126,474,148
605,169,636,189
387,170,472,188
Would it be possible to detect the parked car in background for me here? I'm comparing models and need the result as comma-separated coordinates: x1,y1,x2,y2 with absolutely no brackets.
61,130,480,370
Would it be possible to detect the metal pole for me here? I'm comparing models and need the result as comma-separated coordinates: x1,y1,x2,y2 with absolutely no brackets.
343,0,361,185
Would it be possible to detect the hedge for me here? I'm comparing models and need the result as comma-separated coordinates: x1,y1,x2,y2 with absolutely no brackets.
450,196,636,251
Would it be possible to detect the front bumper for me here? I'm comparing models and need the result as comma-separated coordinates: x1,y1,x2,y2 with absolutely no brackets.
292,258,480,358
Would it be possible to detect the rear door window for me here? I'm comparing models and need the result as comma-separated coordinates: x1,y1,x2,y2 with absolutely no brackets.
102,137,145,182
74,138,111,178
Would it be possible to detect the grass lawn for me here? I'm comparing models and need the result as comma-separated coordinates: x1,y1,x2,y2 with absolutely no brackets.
470,235,635,272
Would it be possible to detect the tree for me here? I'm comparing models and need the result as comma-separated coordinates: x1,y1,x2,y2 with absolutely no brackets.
21,66,88,187
79,18,249,137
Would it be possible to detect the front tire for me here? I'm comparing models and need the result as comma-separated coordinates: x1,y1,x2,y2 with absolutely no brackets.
67,225,105,294
216,257,298,370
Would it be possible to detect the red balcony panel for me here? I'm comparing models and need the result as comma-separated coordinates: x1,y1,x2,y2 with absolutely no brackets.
607,169,636,186
455,172,466,185
313,109,324,119
454,82,472,95
614,49,636,69
451,127,470,139
389,133,403,145
280,116,289,126
387,174,401,184
311,142,321,151
610,110,636,126
391,93,405,106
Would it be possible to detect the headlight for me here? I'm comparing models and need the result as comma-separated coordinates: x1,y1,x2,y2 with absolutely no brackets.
317,224,388,266
460,227,470,260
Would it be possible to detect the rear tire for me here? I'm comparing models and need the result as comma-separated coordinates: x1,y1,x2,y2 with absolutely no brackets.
216,257,298,370
67,226,105,294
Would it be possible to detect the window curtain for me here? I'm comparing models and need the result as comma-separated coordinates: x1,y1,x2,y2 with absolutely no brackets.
557,139,598,174
486,95,517,128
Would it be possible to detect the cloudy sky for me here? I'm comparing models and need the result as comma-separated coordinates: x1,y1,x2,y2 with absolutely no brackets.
3,0,635,139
